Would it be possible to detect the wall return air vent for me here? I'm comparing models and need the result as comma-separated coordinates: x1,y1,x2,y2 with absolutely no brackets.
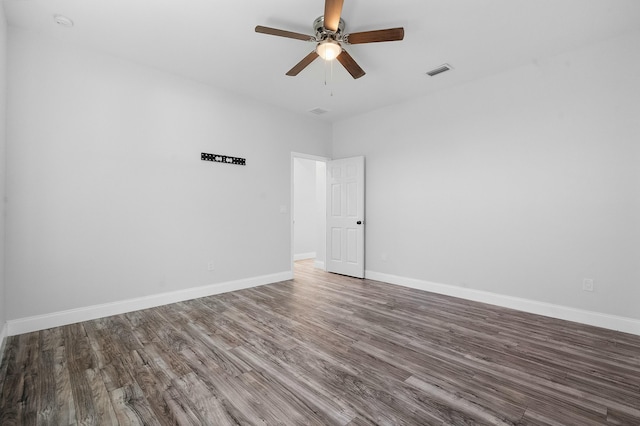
426,63,452,77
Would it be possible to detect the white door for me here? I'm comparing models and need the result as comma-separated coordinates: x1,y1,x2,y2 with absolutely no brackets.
326,156,365,278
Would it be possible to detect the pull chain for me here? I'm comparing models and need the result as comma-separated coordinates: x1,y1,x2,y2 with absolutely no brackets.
324,59,334,96
330,59,334,96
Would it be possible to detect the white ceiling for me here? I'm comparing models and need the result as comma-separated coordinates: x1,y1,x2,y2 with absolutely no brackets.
4,0,640,122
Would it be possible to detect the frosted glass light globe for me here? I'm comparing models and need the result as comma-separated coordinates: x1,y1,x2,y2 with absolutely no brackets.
316,40,342,61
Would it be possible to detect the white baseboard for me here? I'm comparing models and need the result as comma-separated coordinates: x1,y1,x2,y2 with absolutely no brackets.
314,260,325,270
294,252,316,261
365,270,640,337
7,271,293,336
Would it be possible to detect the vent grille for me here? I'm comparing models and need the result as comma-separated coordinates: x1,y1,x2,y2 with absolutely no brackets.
426,64,452,77
309,107,329,115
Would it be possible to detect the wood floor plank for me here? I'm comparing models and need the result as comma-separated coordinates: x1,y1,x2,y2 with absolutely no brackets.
21,372,39,423
232,344,358,425
109,382,159,425
171,372,248,425
128,350,176,426
405,375,515,425
51,344,76,425
237,369,329,425
36,348,57,425
0,372,24,425
163,383,205,425
353,338,528,422
2,259,640,424
63,324,98,425
85,367,118,425
519,397,609,426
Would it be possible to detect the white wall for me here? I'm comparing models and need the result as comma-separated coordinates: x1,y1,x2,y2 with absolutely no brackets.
293,157,317,259
5,29,331,321
0,5,7,345
333,30,640,321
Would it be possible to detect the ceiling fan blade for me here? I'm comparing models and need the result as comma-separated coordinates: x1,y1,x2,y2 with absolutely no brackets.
336,50,365,79
255,25,313,41
286,51,319,76
346,27,405,44
324,0,344,32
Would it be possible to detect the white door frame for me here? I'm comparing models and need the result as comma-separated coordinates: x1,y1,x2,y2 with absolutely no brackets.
290,152,330,275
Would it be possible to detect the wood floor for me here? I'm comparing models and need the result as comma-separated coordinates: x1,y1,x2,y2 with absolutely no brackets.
1,260,640,425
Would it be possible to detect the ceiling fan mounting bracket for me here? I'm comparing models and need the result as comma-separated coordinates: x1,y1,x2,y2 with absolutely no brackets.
313,16,346,42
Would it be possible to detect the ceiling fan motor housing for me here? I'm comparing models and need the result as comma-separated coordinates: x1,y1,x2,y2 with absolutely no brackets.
313,16,345,40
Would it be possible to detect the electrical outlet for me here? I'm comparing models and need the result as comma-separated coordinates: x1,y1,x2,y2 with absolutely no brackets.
207,261,215,271
582,278,594,292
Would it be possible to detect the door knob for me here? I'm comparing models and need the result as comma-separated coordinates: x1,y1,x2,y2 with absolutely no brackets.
356,221,362,225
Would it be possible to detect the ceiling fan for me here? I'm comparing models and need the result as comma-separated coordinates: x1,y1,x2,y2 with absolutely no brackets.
255,0,404,79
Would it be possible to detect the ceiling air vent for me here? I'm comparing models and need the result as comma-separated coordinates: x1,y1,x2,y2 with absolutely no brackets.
309,107,329,115
426,63,452,77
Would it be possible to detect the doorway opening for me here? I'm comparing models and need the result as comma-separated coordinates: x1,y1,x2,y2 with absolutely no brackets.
291,153,328,277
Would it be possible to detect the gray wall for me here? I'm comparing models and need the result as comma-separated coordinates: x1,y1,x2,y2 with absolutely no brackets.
5,29,331,320
333,30,640,320
0,5,7,342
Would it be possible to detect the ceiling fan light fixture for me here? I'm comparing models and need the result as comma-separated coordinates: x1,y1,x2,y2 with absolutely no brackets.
255,2,404,78
316,40,342,61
